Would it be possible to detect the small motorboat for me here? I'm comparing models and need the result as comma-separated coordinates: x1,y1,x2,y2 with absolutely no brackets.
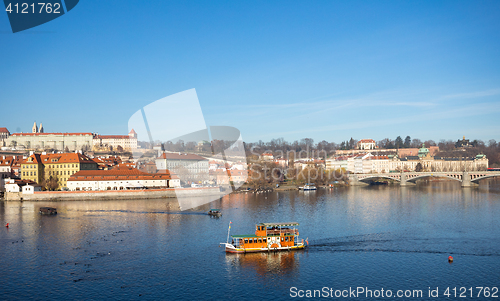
208,209,222,217
298,183,317,191
39,207,57,215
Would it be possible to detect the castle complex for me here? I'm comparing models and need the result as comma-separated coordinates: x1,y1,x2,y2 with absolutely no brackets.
4,122,138,152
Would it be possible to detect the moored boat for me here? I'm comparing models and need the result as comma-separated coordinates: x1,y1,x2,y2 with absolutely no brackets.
208,209,222,217
220,222,307,253
39,207,57,215
299,183,317,190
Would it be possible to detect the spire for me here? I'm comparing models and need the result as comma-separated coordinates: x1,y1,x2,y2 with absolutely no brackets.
38,122,44,133
32,121,37,133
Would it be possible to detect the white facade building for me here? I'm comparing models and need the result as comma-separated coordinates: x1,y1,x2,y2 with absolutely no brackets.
67,168,180,191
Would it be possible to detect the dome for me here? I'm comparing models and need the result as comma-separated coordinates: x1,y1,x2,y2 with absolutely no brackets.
418,143,429,158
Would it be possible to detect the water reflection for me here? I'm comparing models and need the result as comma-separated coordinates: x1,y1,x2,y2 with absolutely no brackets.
225,251,299,276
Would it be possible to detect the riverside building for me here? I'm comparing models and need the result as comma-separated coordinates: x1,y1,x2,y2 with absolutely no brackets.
67,168,180,191
326,144,489,174
20,153,98,190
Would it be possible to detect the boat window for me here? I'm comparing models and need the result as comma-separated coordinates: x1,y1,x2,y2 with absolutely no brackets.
254,238,258,243
285,237,289,242
244,239,248,244
281,237,284,242
258,238,262,243
263,238,266,243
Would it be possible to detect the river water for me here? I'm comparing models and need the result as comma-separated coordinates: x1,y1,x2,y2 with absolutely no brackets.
1,180,499,300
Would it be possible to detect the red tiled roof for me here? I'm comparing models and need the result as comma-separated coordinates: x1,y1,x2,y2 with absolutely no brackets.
21,153,97,165
358,139,376,143
0,127,10,133
68,168,177,181
158,152,207,161
12,179,38,186
96,135,131,139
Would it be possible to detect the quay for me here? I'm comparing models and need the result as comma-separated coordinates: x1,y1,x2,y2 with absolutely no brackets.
2,187,221,201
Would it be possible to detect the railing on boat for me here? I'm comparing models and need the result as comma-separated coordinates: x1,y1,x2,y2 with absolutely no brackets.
266,229,298,236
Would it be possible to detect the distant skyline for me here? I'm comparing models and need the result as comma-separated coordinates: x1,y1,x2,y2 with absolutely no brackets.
1,1,499,144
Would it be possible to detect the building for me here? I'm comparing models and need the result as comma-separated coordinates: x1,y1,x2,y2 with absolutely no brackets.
356,139,377,150
155,152,209,181
260,153,275,161
0,127,10,146
397,146,439,158
0,155,23,180
92,129,138,151
456,136,473,148
5,123,137,151
210,169,248,185
326,144,489,174
7,132,94,151
32,121,44,133
4,179,40,193
20,153,98,190
67,168,180,191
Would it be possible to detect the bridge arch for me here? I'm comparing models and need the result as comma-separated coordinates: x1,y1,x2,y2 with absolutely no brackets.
471,174,500,183
406,174,462,183
358,175,401,183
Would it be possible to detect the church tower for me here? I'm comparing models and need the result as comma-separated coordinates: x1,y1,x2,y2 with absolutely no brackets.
39,122,44,133
32,121,38,133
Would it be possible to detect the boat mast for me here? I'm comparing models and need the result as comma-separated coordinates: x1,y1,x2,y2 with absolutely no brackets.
226,221,232,244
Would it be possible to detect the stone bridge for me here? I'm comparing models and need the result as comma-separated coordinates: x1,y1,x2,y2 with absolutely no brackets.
348,171,500,187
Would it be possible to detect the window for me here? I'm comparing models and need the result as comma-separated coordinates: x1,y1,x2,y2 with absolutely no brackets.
244,239,248,244
254,238,258,243
30,172,32,176
285,237,289,242
258,238,262,243
263,238,266,243
281,237,284,242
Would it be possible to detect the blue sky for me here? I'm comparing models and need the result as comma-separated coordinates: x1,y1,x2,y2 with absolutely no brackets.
1,1,499,144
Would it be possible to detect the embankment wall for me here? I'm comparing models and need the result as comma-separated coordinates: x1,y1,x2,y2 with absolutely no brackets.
3,187,221,201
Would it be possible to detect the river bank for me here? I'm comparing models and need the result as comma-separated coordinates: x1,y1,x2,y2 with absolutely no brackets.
3,187,221,202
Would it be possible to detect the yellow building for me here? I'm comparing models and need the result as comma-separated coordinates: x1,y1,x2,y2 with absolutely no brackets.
21,153,98,190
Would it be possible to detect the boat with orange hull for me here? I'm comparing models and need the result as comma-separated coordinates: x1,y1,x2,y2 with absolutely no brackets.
220,222,307,253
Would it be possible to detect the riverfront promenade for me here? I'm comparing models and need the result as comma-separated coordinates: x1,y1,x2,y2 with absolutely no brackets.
349,171,500,187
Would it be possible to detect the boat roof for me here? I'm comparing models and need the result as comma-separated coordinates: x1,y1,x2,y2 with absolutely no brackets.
231,234,259,238
209,209,220,211
257,222,299,227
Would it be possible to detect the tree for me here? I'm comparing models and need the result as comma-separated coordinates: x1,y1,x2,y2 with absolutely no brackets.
395,136,404,149
404,136,411,148
410,139,422,148
46,175,59,191
348,137,356,150
415,162,423,172
117,145,124,153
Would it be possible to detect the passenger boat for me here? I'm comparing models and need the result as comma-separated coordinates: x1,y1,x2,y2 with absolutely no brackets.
208,209,222,217
39,207,57,215
220,222,307,253
299,183,317,190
